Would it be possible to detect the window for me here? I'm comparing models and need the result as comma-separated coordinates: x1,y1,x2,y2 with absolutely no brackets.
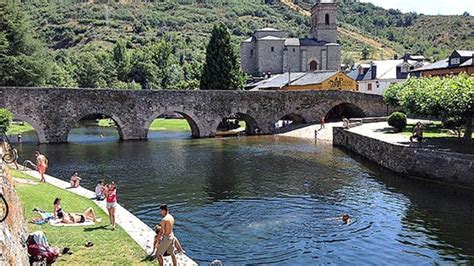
309,60,318,71
325,14,330,26
250,49,253,57
450,57,460,65
271,47,274,52
400,66,409,73
293,48,296,52
368,83,372,91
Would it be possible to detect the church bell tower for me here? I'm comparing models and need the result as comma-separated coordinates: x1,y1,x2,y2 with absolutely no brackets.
310,0,338,43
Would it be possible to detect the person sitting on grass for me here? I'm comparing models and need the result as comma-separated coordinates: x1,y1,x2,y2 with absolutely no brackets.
53,198,101,224
151,224,185,257
410,122,424,143
95,179,105,200
69,172,82,188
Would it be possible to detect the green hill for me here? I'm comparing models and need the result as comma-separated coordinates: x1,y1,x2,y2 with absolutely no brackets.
2,0,472,89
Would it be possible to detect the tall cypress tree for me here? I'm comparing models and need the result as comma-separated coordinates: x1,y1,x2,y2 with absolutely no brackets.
200,23,243,90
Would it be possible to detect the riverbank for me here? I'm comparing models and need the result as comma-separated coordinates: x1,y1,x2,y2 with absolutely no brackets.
10,168,148,265
10,167,197,265
333,121,474,189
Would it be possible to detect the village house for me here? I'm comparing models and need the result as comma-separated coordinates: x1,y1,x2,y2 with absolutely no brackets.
347,55,429,95
240,0,341,77
411,50,474,77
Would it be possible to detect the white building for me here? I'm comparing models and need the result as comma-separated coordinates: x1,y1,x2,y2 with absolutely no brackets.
348,55,429,95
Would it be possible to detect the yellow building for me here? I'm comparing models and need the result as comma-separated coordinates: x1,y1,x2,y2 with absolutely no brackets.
248,71,357,91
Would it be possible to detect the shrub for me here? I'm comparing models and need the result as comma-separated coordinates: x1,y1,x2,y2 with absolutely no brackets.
0,109,13,131
388,112,407,132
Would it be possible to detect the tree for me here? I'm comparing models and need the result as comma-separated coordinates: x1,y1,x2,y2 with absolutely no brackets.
74,52,107,88
0,3,52,86
361,46,371,60
342,52,354,69
200,23,243,90
113,39,131,82
383,74,474,142
0,108,13,131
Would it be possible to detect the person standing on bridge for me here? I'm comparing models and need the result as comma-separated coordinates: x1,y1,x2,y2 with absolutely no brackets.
35,151,48,183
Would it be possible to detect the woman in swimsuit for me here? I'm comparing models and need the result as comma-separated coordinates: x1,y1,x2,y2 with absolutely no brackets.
53,198,100,224
53,198,64,220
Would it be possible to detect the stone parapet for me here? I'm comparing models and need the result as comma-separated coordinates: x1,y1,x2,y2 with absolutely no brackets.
333,127,474,188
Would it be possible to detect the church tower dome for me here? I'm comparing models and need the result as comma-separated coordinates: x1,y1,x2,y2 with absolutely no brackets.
310,0,338,43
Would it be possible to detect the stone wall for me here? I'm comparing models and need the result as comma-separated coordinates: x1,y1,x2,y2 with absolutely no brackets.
0,165,29,265
333,127,474,188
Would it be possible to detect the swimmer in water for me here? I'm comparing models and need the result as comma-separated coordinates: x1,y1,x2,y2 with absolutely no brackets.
326,214,351,224
342,214,350,224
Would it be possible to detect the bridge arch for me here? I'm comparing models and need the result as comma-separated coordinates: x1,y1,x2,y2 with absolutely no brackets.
6,111,47,143
144,109,202,138
65,112,126,142
273,113,307,133
213,112,260,136
324,102,366,122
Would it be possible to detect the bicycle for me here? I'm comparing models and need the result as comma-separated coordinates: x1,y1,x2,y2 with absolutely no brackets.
1,130,18,164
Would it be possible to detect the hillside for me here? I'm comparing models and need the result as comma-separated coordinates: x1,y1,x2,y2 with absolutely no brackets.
24,0,473,62
2,1,472,90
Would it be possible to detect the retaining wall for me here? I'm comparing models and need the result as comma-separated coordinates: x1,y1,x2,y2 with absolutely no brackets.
0,165,29,265
333,127,474,188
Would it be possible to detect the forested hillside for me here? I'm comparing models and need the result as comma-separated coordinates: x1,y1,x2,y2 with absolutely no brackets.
1,0,472,90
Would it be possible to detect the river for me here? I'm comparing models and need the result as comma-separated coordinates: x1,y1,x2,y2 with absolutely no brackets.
12,127,474,264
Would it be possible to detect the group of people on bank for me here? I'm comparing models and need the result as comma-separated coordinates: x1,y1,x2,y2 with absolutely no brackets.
33,151,183,265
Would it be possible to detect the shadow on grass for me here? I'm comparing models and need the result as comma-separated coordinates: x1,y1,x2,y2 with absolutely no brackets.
83,225,108,232
141,254,156,262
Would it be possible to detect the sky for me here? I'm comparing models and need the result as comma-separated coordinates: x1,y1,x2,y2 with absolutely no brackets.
360,0,473,15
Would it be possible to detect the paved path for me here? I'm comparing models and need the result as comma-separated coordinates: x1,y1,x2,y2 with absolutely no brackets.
278,122,342,141
348,119,434,145
20,168,197,266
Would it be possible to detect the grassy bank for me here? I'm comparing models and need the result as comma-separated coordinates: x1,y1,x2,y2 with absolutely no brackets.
7,123,34,135
10,169,153,265
386,122,473,139
98,118,191,132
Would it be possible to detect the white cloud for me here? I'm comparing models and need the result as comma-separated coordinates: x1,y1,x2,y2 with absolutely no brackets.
360,0,473,15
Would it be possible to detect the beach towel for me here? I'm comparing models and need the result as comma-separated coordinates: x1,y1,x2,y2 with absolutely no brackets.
49,219,95,227
30,212,53,225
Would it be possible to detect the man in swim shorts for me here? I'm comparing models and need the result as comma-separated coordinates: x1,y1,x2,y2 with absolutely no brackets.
156,204,177,266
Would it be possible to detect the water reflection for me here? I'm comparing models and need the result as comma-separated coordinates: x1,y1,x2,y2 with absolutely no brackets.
13,127,474,264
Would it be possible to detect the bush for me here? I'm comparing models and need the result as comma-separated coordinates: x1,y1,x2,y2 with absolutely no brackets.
388,112,407,132
0,109,13,131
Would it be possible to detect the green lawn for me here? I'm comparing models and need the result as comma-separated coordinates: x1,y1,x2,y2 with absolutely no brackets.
387,122,473,139
149,119,191,131
7,123,34,135
10,169,153,265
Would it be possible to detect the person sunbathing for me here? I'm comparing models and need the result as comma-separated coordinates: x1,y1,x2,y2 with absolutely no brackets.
61,207,101,224
53,198,100,224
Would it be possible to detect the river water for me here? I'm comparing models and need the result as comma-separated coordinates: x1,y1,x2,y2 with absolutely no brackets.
13,127,474,265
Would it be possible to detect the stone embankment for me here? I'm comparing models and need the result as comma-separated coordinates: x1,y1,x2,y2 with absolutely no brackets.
0,164,29,265
333,122,474,189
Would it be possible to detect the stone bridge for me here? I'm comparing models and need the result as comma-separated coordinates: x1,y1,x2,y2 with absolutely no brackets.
0,87,388,143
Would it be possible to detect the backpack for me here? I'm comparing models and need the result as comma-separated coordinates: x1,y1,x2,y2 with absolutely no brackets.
27,234,59,264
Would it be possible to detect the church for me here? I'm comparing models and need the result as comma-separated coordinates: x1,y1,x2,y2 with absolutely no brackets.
240,0,341,77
